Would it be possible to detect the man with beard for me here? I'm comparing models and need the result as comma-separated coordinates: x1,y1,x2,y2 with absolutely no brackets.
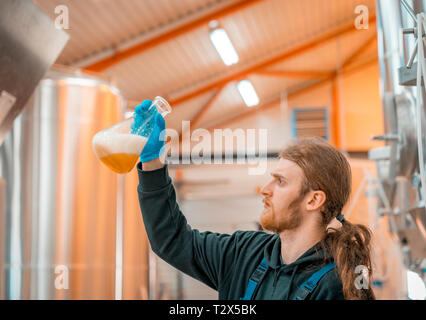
135,100,375,300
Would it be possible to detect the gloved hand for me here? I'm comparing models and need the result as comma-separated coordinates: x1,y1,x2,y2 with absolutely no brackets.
132,99,167,163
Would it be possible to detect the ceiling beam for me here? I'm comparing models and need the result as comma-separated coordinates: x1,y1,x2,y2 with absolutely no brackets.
253,70,333,79
204,79,331,131
178,85,225,145
203,55,378,131
168,14,376,107
340,34,377,70
343,55,379,74
191,85,226,129
83,0,265,72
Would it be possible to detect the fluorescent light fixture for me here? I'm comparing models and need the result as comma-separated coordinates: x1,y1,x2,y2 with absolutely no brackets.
209,28,239,66
237,80,259,107
407,270,426,300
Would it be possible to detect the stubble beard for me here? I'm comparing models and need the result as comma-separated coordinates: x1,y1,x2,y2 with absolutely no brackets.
260,193,304,234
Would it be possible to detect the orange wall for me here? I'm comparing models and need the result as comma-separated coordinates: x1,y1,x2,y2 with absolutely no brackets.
339,62,384,151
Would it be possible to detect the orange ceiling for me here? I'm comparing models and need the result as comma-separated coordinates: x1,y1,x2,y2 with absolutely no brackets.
35,0,378,132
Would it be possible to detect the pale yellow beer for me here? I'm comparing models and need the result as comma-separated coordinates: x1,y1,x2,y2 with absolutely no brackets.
92,132,148,174
99,153,140,174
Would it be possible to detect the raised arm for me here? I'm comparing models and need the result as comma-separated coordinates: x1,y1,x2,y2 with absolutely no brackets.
137,161,242,290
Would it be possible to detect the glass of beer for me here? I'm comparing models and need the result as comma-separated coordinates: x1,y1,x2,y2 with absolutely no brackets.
92,96,171,174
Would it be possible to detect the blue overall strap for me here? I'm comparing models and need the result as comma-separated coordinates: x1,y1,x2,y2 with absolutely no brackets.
292,262,336,300
240,258,269,300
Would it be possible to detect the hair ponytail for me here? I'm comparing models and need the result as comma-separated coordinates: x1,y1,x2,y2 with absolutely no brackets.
323,219,376,300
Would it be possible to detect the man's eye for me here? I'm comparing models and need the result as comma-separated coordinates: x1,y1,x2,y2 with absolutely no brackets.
277,178,284,185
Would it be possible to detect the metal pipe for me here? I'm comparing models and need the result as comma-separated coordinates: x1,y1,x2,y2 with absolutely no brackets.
401,0,418,23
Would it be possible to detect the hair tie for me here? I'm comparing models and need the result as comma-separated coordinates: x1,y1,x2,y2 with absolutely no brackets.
336,214,345,223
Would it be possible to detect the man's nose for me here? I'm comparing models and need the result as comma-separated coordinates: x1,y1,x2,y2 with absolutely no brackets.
260,179,273,197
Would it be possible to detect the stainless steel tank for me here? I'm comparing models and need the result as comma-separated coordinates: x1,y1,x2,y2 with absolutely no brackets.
372,0,426,275
0,66,149,299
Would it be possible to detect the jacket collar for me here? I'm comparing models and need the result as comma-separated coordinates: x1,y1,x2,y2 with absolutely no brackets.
263,234,332,272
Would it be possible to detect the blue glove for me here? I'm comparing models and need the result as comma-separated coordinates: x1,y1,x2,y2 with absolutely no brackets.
132,99,167,163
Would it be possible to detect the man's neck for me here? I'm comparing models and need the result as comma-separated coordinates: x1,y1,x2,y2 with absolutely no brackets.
279,221,324,265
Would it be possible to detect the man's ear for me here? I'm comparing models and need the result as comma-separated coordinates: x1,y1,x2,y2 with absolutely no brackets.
305,190,326,212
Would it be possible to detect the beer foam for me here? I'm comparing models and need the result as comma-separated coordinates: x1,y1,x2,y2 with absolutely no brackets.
92,132,148,158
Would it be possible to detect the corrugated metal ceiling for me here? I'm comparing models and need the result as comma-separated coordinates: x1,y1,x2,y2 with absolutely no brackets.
34,0,378,130
34,0,231,64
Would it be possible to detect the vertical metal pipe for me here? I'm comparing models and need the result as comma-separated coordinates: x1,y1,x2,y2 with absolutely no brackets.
376,0,406,95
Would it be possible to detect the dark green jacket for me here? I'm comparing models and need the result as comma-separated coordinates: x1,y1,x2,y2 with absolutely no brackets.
137,163,345,300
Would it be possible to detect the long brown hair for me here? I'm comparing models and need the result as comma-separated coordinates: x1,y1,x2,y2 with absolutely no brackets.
279,138,375,300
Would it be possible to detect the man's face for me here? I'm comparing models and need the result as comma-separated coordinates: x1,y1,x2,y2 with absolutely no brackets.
259,158,307,233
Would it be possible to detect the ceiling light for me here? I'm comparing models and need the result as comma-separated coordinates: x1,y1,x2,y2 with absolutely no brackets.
237,80,259,107
209,28,239,66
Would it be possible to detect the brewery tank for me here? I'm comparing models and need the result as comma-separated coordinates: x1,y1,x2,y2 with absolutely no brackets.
0,66,149,299
373,0,426,273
